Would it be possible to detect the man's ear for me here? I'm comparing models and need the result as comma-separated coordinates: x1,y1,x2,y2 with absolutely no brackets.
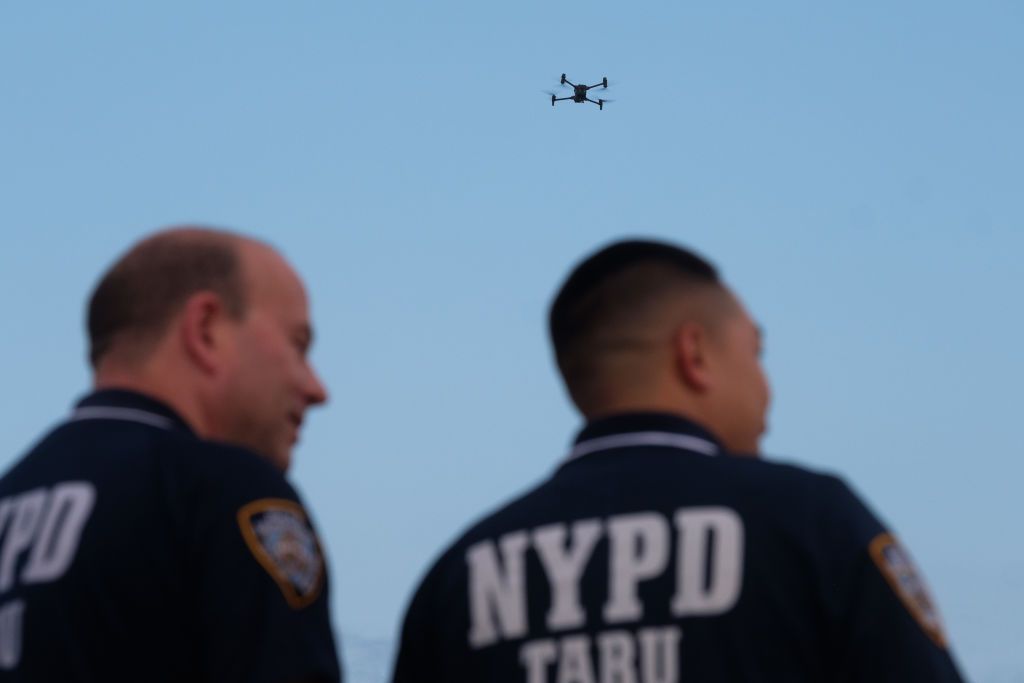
674,322,713,393
178,292,232,375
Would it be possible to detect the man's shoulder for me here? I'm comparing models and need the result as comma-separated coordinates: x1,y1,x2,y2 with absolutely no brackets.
726,455,886,551
723,453,852,499
76,416,289,485
6,417,295,502
179,436,283,477
726,454,876,526
170,436,299,503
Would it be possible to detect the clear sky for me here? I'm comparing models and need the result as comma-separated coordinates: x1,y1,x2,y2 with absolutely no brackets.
1,2,1021,681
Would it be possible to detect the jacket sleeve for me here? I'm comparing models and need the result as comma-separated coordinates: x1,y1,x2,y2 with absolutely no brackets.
812,476,965,682
188,446,342,683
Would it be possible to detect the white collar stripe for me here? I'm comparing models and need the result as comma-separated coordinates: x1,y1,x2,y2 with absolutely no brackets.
68,407,175,431
567,430,719,463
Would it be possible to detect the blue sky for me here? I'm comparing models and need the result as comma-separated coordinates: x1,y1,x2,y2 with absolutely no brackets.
1,2,1021,681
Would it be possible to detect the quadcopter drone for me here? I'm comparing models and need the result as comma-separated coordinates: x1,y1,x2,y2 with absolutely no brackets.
549,74,610,110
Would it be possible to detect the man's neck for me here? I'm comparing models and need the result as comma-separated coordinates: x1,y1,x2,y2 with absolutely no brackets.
93,367,209,438
585,395,708,423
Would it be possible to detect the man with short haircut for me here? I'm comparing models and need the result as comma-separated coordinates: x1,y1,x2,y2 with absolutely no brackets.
0,227,340,681
392,240,964,681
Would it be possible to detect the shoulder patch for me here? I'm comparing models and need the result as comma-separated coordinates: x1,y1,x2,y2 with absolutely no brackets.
869,532,946,647
238,498,325,609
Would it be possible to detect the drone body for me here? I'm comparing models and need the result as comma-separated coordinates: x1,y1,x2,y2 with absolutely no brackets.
551,73,610,110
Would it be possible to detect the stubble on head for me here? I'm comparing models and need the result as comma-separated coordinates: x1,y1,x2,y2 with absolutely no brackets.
550,241,771,455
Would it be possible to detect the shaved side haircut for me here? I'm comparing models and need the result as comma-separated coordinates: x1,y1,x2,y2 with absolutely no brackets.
549,239,729,411
87,229,248,367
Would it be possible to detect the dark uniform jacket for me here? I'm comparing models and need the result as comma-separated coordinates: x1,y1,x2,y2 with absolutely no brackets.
0,390,341,682
393,412,964,682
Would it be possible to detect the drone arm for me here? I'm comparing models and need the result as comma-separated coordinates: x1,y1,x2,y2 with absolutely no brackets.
553,96,574,102
585,97,602,105
587,82,604,90
562,79,577,88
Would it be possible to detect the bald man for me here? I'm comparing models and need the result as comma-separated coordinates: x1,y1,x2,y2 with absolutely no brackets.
392,240,964,682
0,228,340,682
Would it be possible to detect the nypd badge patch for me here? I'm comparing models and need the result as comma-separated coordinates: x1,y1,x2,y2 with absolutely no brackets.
238,499,325,609
869,532,946,647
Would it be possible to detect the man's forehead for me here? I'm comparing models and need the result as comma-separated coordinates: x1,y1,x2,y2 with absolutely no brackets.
713,288,762,339
240,242,308,304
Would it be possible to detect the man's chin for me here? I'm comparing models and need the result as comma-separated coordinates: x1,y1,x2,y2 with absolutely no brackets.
231,435,291,471
268,444,292,472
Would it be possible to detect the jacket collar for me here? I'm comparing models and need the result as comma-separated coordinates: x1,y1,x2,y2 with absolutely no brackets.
565,411,723,464
71,389,196,436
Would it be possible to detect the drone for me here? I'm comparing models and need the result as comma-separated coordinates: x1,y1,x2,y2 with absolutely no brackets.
549,74,611,110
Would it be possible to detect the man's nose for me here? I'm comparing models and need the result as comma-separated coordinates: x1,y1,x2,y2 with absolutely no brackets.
305,366,328,406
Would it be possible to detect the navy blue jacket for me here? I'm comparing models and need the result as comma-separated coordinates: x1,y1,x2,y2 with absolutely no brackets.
393,412,963,682
0,390,340,682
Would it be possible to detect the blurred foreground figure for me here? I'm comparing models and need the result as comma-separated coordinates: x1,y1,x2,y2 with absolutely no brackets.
0,227,340,682
392,240,963,682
